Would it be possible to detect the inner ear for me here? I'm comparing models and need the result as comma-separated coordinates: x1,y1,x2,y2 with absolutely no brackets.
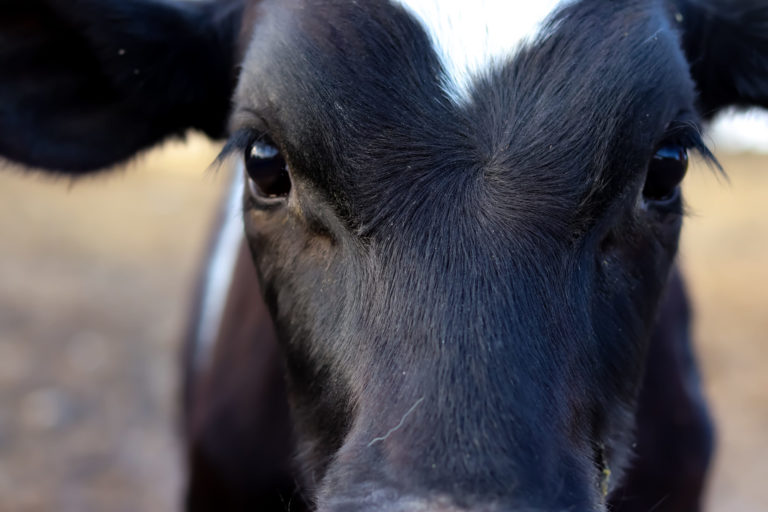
675,0,768,117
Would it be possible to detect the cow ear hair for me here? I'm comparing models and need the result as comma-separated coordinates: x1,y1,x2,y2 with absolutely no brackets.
675,0,768,118
0,0,244,173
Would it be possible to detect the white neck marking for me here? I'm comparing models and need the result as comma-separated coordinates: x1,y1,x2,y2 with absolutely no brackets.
194,168,244,373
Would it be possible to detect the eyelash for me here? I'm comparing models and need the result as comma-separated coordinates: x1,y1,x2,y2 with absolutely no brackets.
659,119,718,167
214,128,265,164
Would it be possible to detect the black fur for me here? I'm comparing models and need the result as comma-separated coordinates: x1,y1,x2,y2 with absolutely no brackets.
0,0,765,510
610,269,715,512
675,0,768,116
0,0,242,172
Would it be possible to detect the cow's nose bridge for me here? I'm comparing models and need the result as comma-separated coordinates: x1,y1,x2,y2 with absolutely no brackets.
318,394,600,512
315,249,603,510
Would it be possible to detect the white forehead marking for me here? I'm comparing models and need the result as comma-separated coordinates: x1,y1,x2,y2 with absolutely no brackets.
391,0,574,104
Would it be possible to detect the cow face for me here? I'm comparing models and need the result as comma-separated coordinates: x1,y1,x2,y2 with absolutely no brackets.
226,1,709,509
1,0,766,510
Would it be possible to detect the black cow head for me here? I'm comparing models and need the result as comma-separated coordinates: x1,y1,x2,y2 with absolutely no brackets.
1,0,766,510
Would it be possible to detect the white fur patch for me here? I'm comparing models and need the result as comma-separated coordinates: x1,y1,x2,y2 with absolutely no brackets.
194,168,245,372
709,109,768,154
391,0,574,103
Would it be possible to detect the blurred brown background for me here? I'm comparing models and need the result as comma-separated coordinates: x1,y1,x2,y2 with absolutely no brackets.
0,130,766,511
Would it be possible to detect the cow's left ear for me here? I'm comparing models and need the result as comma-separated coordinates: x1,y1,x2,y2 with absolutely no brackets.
0,0,243,173
674,0,768,118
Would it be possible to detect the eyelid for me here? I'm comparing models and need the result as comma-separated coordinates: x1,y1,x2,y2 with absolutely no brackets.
658,117,719,169
229,106,271,134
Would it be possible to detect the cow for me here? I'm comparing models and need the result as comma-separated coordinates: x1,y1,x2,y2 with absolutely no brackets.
1,0,766,510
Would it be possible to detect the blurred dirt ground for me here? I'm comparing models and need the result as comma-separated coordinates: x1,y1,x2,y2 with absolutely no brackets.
0,134,766,511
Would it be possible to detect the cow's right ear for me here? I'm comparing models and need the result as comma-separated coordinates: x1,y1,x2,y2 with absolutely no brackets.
0,0,243,173
675,0,768,118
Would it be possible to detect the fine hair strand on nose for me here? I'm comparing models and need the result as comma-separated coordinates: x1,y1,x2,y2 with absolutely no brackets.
367,396,426,448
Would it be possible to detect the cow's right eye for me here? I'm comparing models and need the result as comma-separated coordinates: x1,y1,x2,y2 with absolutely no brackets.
643,144,688,204
245,140,291,200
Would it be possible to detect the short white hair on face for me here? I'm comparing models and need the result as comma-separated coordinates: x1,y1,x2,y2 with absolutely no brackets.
391,0,575,104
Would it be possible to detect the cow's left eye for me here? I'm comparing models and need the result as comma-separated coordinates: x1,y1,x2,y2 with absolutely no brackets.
643,144,688,203
245,140,291,200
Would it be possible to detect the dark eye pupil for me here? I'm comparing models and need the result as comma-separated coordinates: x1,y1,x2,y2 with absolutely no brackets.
245,141,291,198
643,145,688,201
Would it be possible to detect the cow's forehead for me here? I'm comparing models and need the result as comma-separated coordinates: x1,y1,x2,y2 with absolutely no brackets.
236,0,693,221
238,0,688,135
392,0,574,104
